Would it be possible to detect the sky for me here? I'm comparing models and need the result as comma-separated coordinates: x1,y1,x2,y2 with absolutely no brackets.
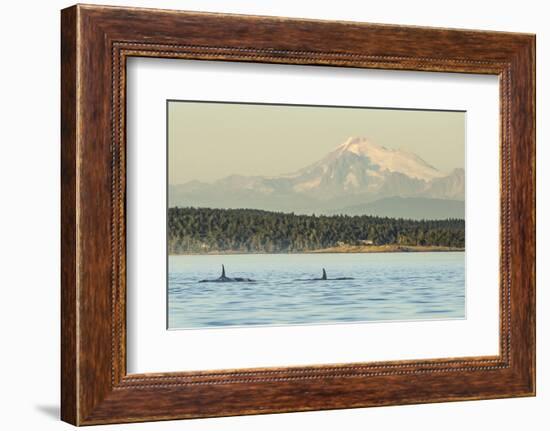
168,101,465,185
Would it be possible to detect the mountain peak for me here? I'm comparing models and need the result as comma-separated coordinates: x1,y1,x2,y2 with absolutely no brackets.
333,136,444,181
338,136,386,156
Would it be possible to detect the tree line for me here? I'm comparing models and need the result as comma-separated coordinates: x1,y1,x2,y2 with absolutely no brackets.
168,207,465,254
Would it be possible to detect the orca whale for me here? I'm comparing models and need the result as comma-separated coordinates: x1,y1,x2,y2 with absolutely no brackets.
296,268,354,281
199,265,255,283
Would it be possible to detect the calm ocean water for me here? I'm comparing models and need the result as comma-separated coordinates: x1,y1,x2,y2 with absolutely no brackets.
168,252,465,329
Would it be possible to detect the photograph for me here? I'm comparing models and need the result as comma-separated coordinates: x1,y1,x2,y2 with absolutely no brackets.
167,101,466,329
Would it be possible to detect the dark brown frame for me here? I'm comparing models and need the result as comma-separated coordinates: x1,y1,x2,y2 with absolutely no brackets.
61,4,535,426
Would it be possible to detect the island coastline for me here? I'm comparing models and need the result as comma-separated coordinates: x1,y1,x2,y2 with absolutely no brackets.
169,244,464,256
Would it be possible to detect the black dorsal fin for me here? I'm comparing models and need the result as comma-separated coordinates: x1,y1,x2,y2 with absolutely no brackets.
322,268,327,280
221,264,226,278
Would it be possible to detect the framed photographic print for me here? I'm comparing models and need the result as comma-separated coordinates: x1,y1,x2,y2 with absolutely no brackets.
61,4,535,425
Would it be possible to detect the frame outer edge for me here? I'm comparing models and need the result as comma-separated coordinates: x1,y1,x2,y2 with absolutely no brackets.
61,5,79,426
504,35,536,395
61,4,536,425
531,35,536,396
526,35,536,395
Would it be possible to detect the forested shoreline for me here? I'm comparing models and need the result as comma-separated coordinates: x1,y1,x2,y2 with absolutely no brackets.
168,207,465,254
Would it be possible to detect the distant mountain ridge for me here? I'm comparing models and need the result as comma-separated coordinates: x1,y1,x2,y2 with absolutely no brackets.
170,137,465,219
330,197,465,220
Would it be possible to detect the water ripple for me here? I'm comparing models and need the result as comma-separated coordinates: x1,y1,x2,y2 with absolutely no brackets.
168,252,465,329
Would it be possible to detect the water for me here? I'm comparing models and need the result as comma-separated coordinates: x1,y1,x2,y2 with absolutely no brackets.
168,252,465,329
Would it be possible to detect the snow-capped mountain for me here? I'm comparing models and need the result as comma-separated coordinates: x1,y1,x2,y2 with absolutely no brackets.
169,137,465,217
276,137,447,198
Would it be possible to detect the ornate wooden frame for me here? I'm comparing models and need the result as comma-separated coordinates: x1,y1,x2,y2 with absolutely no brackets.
61,4,535,425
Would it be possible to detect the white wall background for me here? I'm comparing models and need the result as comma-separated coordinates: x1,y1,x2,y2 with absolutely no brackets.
0,1,546,429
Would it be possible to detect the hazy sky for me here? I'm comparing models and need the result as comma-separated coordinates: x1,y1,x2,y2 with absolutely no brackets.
168,101,465,185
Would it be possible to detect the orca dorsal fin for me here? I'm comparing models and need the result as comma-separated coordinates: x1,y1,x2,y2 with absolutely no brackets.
322,268,327,280
221,264,226,278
